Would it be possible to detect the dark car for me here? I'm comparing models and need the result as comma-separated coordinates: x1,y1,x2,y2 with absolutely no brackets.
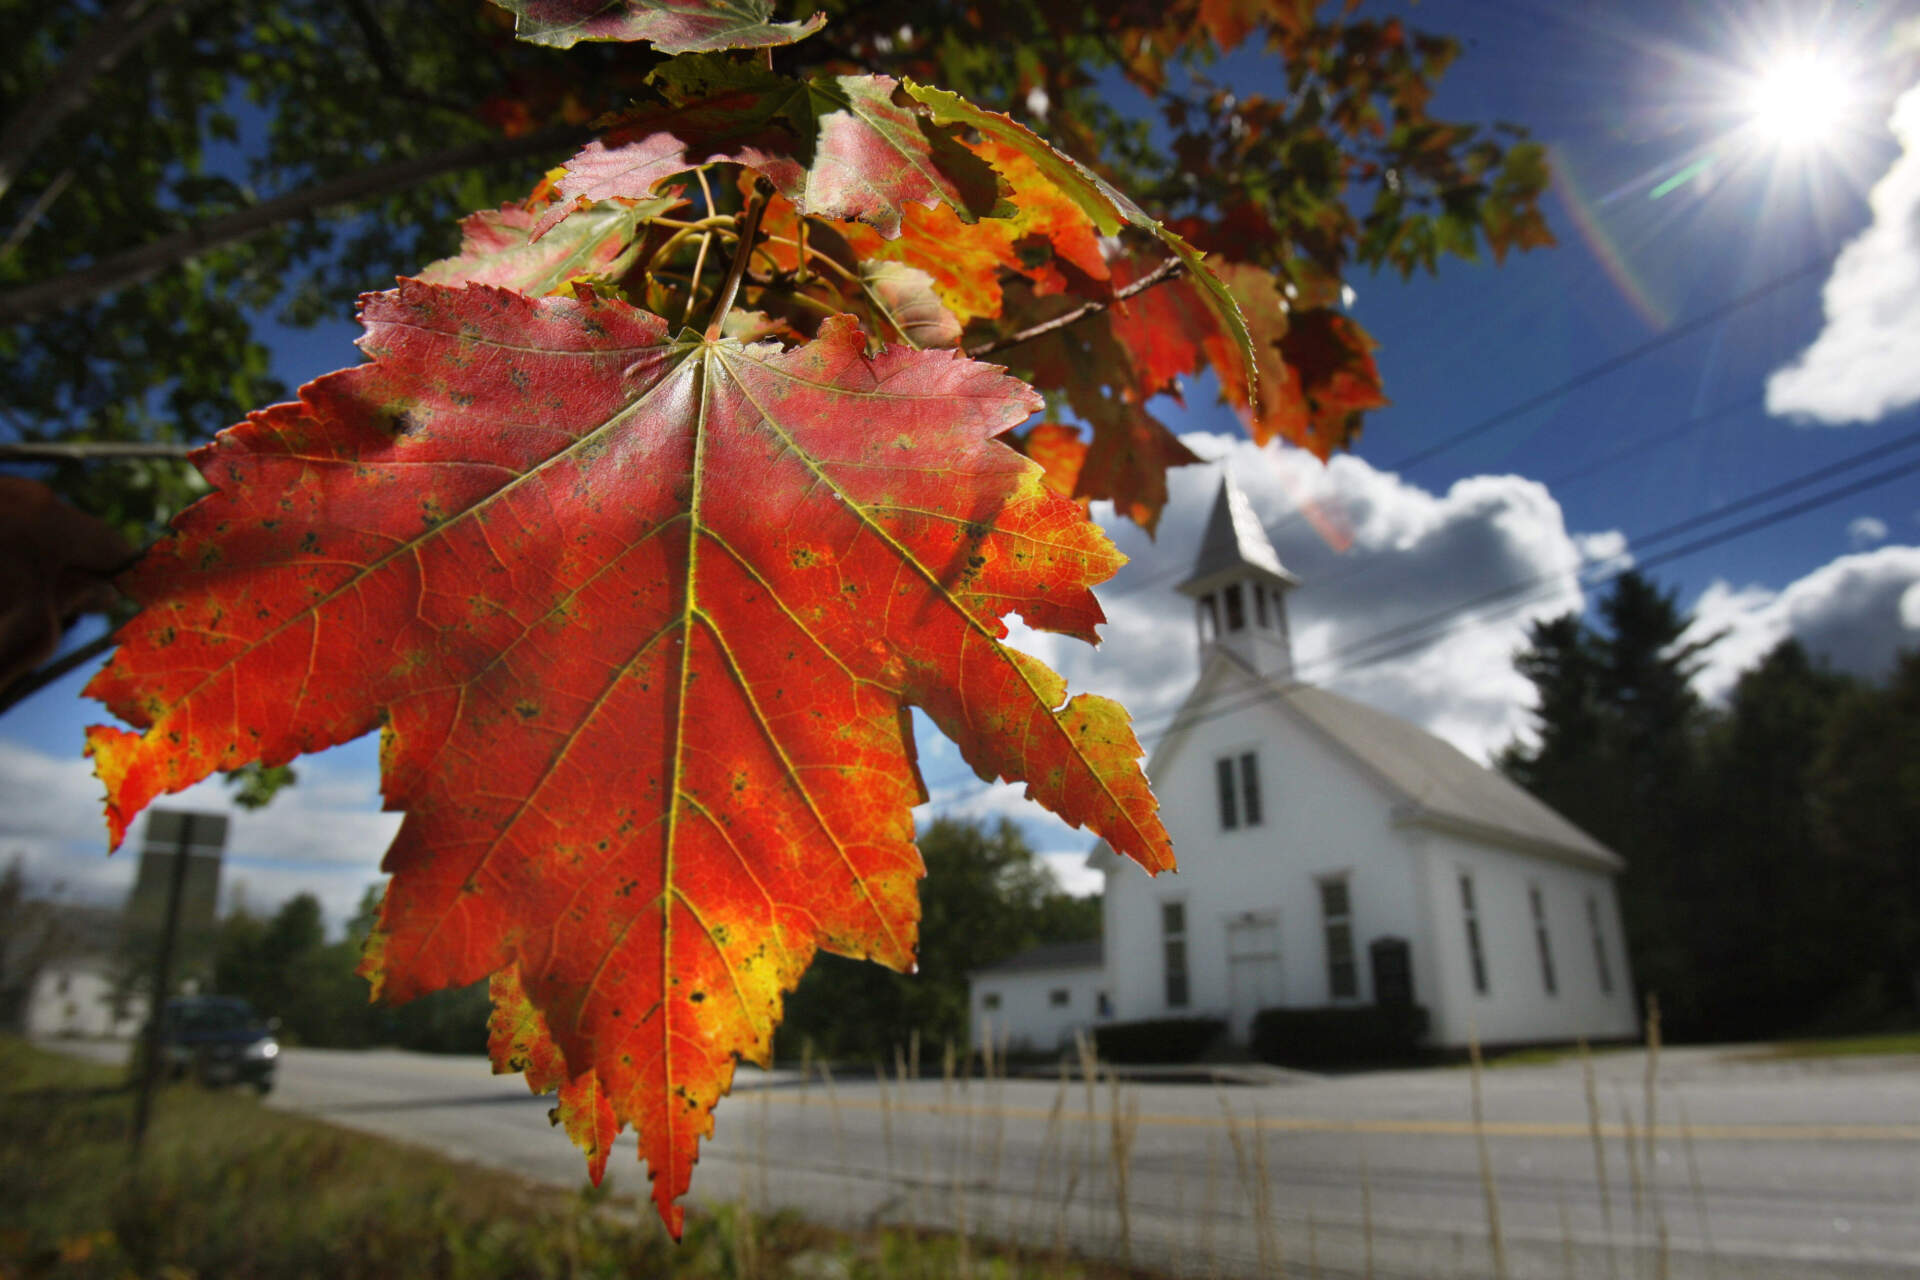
155,995,280,1093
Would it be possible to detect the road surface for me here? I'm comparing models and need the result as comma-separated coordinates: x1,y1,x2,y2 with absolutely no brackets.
49,1039,1920,1277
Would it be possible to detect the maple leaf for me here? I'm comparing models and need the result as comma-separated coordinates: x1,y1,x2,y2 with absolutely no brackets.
419,195,679,296
85,280,1171,1232
538,65,1006,240
489,0,824,52
1016,423,1089,505
902,84,1254,395
857,261,962,349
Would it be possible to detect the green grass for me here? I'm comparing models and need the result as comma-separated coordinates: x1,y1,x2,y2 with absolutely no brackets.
1752,1029,1920,1060
0,1037,1150,1280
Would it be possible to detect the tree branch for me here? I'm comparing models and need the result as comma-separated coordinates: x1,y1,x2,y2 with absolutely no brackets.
0,123,595,325
0,0,197,205
964,256,1187,361
0,630,119,718
0,441,197,462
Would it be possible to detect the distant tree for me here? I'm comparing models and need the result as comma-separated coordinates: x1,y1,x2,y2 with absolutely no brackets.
780,817,1097,1061
1811,650,1920,1021
1503,571,1717,1031
1694,641,1863,1037
0,855,75,1029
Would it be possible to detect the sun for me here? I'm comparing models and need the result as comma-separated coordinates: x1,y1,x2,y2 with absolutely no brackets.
1740,48,1856,149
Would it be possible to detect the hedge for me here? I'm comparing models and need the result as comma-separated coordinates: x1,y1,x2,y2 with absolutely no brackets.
1249,1004,1430,1069
1091,1016,1226,1064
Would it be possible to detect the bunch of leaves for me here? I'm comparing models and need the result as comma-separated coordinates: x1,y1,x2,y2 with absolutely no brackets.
46,0,1555,1235
1,0,1547,540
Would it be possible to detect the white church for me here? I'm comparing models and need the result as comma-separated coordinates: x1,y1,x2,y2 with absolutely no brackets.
970,476,1640,1056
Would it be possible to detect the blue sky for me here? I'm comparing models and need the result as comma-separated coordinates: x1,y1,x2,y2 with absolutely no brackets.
6,0,1920,923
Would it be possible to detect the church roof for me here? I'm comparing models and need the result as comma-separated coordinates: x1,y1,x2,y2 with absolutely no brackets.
969,940,1103,976
1177,474,1297,595
1276,680,1621,868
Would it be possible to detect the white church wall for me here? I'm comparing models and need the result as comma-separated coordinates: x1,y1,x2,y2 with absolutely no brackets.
1105,666,1432,1038
1418,831,1639,1047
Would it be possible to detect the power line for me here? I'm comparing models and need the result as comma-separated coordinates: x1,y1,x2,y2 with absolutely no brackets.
918,426,1920,804
1380,255,1833,474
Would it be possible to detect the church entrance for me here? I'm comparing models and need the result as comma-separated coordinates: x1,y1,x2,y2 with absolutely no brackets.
1225,912,1282,1041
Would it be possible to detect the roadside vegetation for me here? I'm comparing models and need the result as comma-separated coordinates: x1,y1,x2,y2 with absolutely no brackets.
0,1037,1155,1280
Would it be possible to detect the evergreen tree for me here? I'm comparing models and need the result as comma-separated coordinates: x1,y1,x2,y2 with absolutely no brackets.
1696,641,1862,1037
1812,651,1920,1021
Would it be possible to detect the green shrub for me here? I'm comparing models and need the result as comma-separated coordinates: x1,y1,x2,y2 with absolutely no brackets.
1091,1017,1225,1064
1250,1005,1430,1069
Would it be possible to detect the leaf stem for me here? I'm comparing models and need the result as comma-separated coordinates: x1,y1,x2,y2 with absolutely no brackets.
680,231,714,329
704,182,771,341
964,256,1187,360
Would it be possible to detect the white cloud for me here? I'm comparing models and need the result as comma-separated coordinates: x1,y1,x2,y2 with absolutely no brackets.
1766,83,1920,424
1686,545,1920,701
1848,515,1890,548
1042,435,1619,765
0,738,397,934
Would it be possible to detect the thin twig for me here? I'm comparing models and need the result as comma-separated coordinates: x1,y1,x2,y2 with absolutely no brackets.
964,255,1187,360
0,631,119,716
1,123,595,324
1,169,74,257
0,0,195,204
0,440,196,462
703,182,771,341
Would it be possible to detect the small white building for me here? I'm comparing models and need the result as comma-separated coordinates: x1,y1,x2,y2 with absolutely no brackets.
980,475,1639,1056
24,958,146,1039
968,941,1108,1053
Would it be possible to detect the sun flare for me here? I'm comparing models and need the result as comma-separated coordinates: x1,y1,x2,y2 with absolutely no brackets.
1741,49,1855,148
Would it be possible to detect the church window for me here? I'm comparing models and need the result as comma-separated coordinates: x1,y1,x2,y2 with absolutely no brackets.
982,992,1001,1011
1216,757,1238,829
1162,899,1190,1008
1530,885,1558,996
1049,988,1071,1007
1319,876,1358,999
1198,593,1220,642
1586,894,1614,995
1460,873,1489,995
1217,752,1262,829
1222,583,1246,631
1254,584,1270,628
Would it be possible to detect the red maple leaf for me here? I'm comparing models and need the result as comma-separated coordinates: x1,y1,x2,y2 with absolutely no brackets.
538,65,1006,240
85,280,1171,1231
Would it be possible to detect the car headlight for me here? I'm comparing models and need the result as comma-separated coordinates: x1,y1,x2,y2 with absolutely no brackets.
245,1038,279,1061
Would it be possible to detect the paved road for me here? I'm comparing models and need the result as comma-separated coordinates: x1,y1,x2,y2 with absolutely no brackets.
50,1039,1920,1278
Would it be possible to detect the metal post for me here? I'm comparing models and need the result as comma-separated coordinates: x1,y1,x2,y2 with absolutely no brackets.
129,812,196,1158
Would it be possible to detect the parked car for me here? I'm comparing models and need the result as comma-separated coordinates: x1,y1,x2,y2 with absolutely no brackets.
154,995,280,1093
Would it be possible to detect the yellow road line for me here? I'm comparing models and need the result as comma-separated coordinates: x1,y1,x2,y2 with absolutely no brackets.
761,1094,1920,1142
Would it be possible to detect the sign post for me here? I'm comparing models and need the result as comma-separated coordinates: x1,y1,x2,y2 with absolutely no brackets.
127,808,227,1159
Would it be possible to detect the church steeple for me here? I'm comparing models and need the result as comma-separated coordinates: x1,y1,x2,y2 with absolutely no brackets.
1176,474,1299,680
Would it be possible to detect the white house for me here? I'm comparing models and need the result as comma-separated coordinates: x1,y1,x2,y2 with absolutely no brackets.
967,941,1108,1053
24,958,146,1039
975,475,1640,1055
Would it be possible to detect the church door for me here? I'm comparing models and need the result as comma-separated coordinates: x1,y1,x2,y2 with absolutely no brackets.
1225,912,1282,1042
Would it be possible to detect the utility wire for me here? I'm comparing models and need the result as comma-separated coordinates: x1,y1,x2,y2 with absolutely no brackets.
1380,255,1833,474
917,426,1920,804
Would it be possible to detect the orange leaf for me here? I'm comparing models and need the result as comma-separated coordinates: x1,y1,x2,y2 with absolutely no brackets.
85,282,1170,1231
